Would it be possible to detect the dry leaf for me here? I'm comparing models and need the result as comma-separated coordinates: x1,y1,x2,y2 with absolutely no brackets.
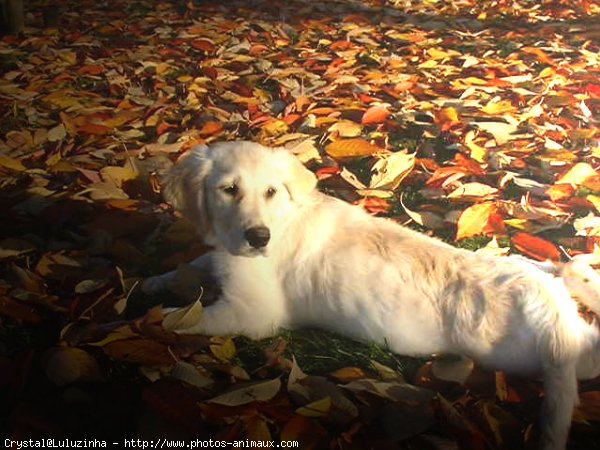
556,163,597,186
455,202,498,240
511,232,561,261
163,299,204,332
369,151,415,190
447,182,498,200
207,378,281,406
361,105,390,124
325,139,382,158
43,347,102,386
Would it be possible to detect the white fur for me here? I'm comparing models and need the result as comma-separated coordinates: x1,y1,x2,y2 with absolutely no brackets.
144,141,600,450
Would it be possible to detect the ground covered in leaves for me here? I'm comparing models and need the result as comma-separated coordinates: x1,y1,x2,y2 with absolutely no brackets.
1,0,600,448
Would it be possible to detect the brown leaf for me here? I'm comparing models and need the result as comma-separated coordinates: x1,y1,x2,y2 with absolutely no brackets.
103,338,175,366
0,296,41,324
574,391,600,422
43,347,102,386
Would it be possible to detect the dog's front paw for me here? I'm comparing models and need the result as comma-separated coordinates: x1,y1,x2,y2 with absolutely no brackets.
141,275,169,294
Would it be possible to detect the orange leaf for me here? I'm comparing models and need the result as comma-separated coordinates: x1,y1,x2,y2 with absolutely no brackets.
361,105,390,124
355,197,390,214
545,184,574,202
325,138,382,158
521,46,555,65
77,64,104,75
435,107,460,124
198,121,223,136
511,232,561,262
329,40,356,50
456,202,497,241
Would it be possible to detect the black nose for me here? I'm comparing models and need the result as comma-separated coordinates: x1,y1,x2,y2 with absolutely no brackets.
244,226,270,248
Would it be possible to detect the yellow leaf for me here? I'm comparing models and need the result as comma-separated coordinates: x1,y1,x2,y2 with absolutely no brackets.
325,138,382,158
556,163,597,186
455,202,496,240
462,77,488,85
0,155,26,171
210,336,236,361
481,99,515,115
586,195,600,213
57,50,77,65
418,59,438,69
464,130,487,163
296,397,332,418
503,218,534,231
435,107,459,123
261,119,288,135
99,165,137,188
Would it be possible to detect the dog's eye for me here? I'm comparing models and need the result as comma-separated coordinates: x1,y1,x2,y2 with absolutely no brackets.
265,187,277,199
222,184,239,196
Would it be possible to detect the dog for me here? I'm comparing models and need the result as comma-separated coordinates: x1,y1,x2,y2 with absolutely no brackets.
143,141,600,450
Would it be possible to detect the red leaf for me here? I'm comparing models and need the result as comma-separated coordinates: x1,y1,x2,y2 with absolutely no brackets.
511,232,561,261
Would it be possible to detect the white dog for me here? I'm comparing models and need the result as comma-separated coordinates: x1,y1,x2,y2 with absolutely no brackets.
143,141,600,450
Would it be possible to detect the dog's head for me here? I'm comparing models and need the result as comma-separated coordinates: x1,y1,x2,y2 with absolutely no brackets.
163,141,317,256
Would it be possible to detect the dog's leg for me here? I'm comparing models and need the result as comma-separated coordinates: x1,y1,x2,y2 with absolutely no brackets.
175,299,280,339
174,257,286,339
539,362,578,450
141,253,213,294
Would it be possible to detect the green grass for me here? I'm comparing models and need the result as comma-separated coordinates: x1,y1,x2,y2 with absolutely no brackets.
235,329,425,379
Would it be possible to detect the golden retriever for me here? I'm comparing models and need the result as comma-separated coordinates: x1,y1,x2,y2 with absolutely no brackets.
143,141,600,450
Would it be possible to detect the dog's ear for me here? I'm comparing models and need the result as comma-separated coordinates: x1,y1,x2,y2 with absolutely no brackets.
273,148,317,202
162,144,213,236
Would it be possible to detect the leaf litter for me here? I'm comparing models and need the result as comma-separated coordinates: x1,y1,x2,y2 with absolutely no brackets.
1,0,599,447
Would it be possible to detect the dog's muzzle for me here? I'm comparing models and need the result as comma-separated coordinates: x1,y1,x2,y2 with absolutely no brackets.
244,226,270,248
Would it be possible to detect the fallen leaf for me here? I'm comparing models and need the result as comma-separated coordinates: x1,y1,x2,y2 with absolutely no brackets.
456,202,498,240
43,347,102,386
447,182,498,200
556,162,597,186
511,232,561,261
163,299,204,332
361,105,390,124
369,151,415,190
325,138,382,158
207,378,282,406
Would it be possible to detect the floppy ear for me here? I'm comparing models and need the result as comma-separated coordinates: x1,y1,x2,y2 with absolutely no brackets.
162,144,213,236
273,148,317,202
